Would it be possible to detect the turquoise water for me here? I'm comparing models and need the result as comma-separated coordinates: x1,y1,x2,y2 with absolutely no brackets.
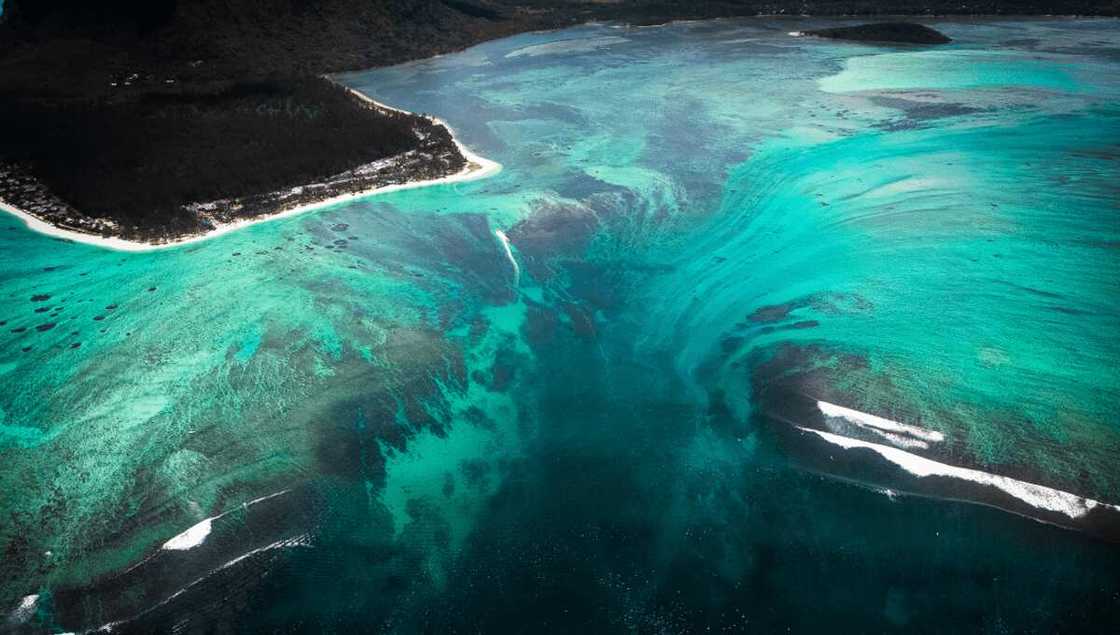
2,18,1119,632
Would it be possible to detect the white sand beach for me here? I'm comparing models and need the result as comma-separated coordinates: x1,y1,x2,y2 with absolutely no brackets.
0,86,501,253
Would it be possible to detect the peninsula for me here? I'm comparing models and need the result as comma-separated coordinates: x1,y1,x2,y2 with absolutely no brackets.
0,80,495,248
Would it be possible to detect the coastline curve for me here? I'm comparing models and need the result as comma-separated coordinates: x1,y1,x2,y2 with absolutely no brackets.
0,85,501,253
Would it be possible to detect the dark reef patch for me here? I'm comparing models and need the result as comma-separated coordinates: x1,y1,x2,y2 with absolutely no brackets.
748,302,797,323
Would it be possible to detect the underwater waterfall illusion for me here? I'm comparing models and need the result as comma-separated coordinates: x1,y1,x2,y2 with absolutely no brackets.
2,18,1119,632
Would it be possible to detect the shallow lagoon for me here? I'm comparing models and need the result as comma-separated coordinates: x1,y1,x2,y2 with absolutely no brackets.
2,18,1119,632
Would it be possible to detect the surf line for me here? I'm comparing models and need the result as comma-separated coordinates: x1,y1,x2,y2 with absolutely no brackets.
162,489,291,551
87,535,313,634
798,426,1119,521
0,84,501,253
494,229,520,287
115,488,294,580
817,399,944,450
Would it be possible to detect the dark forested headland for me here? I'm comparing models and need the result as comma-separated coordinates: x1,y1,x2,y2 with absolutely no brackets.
1,0,1117,243
0,79,465,242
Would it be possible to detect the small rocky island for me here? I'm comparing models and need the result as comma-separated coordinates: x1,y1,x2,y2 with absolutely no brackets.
803,22,952,45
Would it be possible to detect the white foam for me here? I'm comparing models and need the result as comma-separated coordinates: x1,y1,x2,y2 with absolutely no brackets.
818,400,945,443
162,518,212,551
93,535,312,633
161,489,290,552
215,535,313,572
9,594,39,623
800,427,1119,520
240,489,291,509
504,36,628,59
0,86,500,253
494,229,520,286
871,430,931,451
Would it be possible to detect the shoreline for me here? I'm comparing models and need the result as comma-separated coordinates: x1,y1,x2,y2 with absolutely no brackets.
3,14,1110,254
0,86,501,253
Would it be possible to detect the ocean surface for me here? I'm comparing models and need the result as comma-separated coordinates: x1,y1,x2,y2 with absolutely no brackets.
2,18,1119,633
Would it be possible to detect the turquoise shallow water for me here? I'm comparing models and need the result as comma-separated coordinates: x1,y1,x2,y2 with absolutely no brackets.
2,18,1119,632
